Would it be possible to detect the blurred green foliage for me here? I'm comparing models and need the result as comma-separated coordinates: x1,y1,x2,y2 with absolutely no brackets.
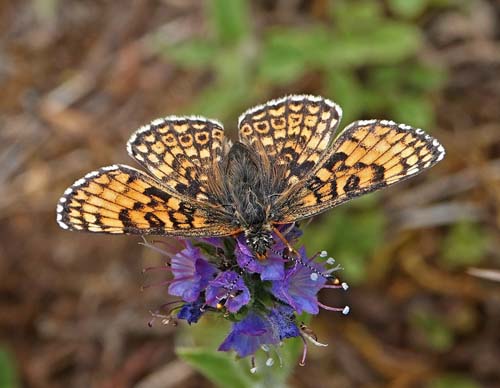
151,0,447,127
0,347,19,388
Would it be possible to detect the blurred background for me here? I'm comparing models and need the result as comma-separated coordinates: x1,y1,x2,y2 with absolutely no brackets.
1,0,499,387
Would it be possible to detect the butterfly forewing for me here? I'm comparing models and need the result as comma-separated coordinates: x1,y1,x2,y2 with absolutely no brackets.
56,164,238,236
275,120,446,222
238,95,342,190
127,116,226,202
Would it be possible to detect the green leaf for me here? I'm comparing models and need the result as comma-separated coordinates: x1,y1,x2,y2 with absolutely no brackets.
428,374,481,388
389,94,435,129
405,64,447,91
325,70,363,123
0,348,19,388
177,347,255,388
186,85,248,124
330,0,383,32
259,27,332,83
388,0,428,19
164,40,217,68
330,22,422,67
368,64,446,93
441,222,490,269
208,0,250,45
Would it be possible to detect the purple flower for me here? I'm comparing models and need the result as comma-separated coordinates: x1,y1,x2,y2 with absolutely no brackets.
218,311,280,357
236,236,285,281
177,297,205,324
234,225,303,281
141,231,349,365
168,241,217,302
268,304,300,340
218,304,300,358
205,271,251,313
271,248,327,314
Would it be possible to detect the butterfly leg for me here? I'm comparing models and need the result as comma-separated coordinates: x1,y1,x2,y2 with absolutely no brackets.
272,226,298,257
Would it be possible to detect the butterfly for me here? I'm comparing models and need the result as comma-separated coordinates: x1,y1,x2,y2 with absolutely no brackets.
56,95,445,258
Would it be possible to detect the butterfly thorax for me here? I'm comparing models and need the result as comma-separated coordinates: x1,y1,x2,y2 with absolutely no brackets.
221,142,275,258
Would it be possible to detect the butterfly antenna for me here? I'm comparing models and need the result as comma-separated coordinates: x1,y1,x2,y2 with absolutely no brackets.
271,247,336,280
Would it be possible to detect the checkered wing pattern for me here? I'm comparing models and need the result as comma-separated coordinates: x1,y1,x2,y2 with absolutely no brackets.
56,165,238,236
238,95,342,190
275,120,446,222
127,116,226,202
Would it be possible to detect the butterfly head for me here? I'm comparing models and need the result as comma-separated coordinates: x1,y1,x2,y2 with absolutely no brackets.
245,226,274,260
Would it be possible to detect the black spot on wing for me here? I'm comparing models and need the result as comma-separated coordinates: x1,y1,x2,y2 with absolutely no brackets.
344,175,360,192
324,152,348,170
145,213,166,227
119,209,132,227
143,186,171,202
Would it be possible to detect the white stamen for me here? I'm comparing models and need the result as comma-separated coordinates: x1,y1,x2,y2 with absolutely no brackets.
250,367,257,374
302,332,328,347
266,358,274,367
342,282,349,290
327,257,335,265
319,250,327,258
342,306,350,315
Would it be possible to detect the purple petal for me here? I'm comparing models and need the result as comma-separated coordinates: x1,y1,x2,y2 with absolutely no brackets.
205,271,250,313
168,241,217,302
270,247,327,314
235,236,285,281
218,312,279,357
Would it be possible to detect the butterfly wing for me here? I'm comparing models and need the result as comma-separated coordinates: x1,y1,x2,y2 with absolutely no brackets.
127,116,227,202
56,164,239,236
238,95,342,189
274,120,446,222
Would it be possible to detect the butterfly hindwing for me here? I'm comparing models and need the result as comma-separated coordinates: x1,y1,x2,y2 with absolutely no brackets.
238,95,342,190
127,116,226,202
56,164,238,236
275,120,446,222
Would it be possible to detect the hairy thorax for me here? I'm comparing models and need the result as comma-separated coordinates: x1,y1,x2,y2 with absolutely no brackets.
222,142,275,258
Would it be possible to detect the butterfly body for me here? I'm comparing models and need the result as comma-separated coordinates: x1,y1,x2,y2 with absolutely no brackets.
57,95,445,258
217,142,276,257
